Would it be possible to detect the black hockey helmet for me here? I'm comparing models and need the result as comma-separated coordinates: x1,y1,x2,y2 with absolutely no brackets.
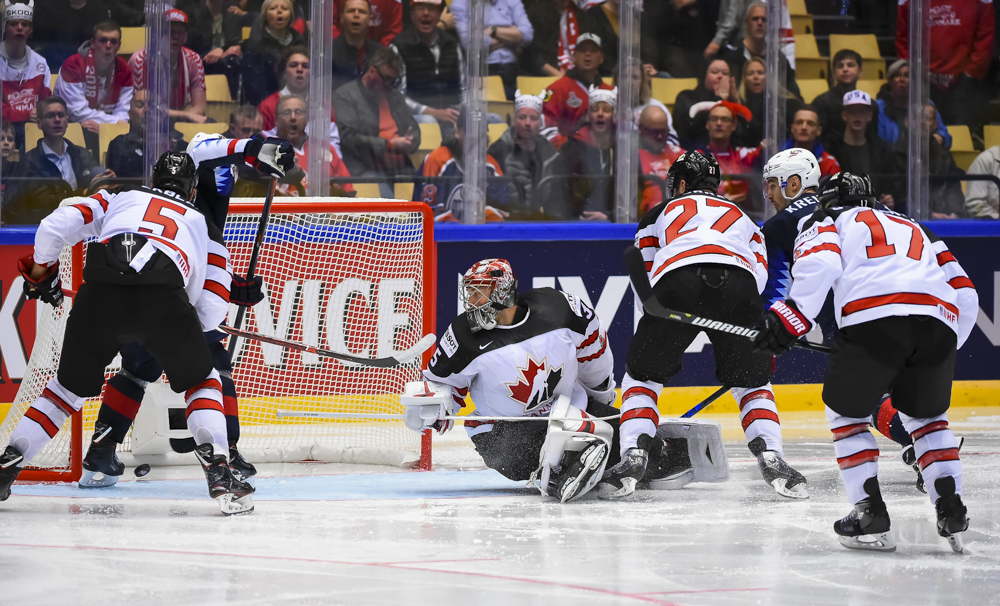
666,150,721,196
818,171,876,209
151,152,198,200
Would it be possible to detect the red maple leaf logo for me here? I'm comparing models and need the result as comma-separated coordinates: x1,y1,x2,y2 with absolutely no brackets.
505,355,563,411
506,356,547,405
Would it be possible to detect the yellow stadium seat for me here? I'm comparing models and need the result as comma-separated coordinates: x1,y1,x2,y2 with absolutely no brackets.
242,27,251,40
119,27,145,56
829,34,884,80
516,76,559,96
98,122,129,164
25,122,86,150
797,79,829,104
353,183,383,198
394,182,415,201
486,75,513,122
650,78,697,109
791,15,813,35
488,122,508,143
410,121,443,167
794,34,828,80
50,74,57,91
205,74,233,103
787,0,808,15
173,122,228,143
984,125,1000,150
855,80,885,99
947,125,979,171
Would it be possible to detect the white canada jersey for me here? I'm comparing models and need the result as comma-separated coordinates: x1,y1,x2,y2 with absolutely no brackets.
789,205,979,347
33,188,232,331
423,288,613,438
636,190,768,293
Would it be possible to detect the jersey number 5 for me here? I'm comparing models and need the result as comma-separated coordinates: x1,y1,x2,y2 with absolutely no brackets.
855,210,924,261
139,197,188,239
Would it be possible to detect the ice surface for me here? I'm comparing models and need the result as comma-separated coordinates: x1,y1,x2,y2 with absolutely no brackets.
2,411,999,606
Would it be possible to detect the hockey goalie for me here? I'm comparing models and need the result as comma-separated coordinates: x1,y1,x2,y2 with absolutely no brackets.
401,258,728,502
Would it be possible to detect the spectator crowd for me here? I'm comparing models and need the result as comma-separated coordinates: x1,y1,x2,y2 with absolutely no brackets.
1,0,1000,223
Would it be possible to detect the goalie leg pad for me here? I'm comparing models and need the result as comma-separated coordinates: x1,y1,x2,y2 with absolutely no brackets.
651,418,729,486
533,395,612,502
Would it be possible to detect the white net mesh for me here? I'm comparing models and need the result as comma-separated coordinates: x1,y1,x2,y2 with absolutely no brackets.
0,199,432,476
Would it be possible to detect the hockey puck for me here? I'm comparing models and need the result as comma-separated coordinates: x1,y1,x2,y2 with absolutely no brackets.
134,463,151,478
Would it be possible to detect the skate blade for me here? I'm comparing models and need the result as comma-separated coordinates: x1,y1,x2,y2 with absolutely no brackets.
647,469,694,491
559,445,608,503
597,477,637,500
772,478,809,499
946,532,965,554
217,493,255,516
78,470,120,488
838,532,897,552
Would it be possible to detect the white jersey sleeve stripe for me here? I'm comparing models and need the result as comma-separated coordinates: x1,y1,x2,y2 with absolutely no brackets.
33,195,112,265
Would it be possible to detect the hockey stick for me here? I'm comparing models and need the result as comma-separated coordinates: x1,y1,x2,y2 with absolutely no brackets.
218,325,437,368
227,176,277,357
623,246,832,355
680,385,730,418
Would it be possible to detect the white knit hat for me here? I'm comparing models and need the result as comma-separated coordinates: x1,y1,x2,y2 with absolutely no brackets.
514,89,543,115
4,0,34,23
588,86,617,111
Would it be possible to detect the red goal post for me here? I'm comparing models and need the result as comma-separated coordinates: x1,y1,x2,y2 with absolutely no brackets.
1,198,437,482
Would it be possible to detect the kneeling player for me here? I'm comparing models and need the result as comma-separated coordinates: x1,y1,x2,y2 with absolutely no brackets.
79,133,292,488
609,151,807,500
0,153,255,515
753,172,978,552
405,259,712,502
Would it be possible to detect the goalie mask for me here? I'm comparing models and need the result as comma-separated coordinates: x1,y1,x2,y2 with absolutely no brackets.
461,258,517,332
818,171,876,209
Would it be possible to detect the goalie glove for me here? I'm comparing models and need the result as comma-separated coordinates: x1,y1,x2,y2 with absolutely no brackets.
400,380,455,434
243,134,295,178
18,254,63,307
230,273,264,306
752,300,811,356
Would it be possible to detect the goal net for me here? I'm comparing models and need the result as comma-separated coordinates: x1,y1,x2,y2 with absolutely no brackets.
0,198,435,482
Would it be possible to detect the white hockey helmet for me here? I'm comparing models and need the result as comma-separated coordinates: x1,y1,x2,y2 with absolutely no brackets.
762,148,821,200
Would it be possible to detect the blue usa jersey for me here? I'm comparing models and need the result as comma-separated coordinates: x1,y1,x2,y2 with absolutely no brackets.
761,194,821,308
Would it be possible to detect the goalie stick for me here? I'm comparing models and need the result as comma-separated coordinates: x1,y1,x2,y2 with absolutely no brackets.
218,325,437,368
623,246,832,355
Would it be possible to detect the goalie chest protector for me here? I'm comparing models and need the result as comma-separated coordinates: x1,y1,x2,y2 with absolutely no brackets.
425,288,596,419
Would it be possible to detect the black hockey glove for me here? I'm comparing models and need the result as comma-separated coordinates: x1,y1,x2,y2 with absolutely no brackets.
18,254,63,307
231,273,264,306
752,300,811,356
244,134,295,178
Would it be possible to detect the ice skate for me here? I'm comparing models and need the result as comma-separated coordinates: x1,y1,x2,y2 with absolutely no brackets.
194,444,256,516
644,436,694,490
0,445,24,502
229,441,257,483
748,437,808,499
598,434,652,499
536,438,609,503
79,422,125,488
934,477,969,554
834,479,895,551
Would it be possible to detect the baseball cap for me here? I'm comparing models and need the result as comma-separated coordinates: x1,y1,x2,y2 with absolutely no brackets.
842,90,872,107
166,8,189,24
411,0,444,5
576,33,602,49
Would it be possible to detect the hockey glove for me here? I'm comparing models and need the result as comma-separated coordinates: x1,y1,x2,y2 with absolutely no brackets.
752,300,811,356
230,273,264,306
18,254,63,307
244,134,295,178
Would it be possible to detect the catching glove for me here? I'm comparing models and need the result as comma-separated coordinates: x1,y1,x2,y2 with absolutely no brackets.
18,254,63,307
230,273,264,306
244,134,295,178
752,300,811,356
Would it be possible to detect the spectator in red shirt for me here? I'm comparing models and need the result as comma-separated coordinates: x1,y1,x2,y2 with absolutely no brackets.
273,95,355,197
897,0,994,128
786,106,840,178
541,32,611,142
55,22,133,141
638,105,684,215
129,9,208,123
331,0,402,46
332,0,386,92
1,1,51,150
699,101,761,213
259,46,338,156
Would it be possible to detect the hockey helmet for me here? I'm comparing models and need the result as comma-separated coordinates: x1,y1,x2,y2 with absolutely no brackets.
151,152,198,200
818,171,876,209
665,150,721,196
461,258,517,332
762,148,821,201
